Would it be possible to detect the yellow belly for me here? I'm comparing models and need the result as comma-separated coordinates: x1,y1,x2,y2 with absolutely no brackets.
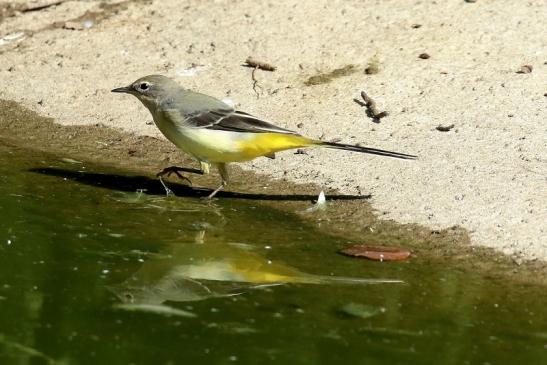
186,132,312,162
235,133,314,161
153,109,315,162
153,108,315,163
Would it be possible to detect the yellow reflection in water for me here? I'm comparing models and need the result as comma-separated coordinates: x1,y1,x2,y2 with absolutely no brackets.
111,230,401,304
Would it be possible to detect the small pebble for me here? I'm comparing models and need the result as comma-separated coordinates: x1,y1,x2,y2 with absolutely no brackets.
436,124,455,132
364,63,379,75
418,53,430,59
516,65,533,74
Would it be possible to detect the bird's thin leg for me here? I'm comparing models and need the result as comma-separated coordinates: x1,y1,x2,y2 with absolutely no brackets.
206,181,226,199
158,176,174,196
206,163,229,199
199,161,211,175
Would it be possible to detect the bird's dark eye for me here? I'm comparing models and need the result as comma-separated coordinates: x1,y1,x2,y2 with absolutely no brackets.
139,82,149,91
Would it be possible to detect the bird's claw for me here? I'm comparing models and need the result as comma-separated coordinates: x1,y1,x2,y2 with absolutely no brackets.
156,166,193,186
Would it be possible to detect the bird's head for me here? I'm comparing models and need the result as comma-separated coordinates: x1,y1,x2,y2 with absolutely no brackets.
112,75,180,111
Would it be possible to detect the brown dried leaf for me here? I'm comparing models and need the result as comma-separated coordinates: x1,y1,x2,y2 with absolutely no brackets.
340,245,411,261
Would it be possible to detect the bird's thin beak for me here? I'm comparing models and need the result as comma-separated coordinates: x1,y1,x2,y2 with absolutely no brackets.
111,86,132,93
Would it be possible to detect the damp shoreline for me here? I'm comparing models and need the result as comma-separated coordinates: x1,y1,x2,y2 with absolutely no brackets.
2,98,546,286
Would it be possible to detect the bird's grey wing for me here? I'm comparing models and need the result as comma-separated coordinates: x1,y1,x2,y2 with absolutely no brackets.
161,90,298,134
186,109,299,135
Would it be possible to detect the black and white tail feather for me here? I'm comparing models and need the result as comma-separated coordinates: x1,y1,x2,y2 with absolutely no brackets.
320,141,416,160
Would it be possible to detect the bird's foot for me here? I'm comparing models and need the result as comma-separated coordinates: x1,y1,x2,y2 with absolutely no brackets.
156,166,194,186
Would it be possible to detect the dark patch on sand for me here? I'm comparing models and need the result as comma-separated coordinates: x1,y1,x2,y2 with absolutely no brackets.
304,64,359,86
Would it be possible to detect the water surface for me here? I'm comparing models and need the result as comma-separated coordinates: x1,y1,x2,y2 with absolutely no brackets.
0,141,545,365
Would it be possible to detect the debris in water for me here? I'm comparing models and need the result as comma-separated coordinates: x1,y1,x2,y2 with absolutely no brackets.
113,303,197,318
338,303,386,319
61,157,83,164
0,334,56,364
304,191,327,212
339,245,411,261
107,233,124,238
114,190,147,204
358,326,424,337
316,191,326,205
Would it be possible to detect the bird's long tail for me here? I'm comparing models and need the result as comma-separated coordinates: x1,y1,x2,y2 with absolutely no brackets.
317,140,416,160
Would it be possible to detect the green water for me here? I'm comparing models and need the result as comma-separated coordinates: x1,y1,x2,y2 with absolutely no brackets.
0,140,546,365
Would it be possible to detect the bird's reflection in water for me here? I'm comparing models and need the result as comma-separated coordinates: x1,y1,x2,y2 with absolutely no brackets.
110,229,402,306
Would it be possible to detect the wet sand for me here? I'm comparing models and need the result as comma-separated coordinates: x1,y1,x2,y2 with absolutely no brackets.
3,99,547,285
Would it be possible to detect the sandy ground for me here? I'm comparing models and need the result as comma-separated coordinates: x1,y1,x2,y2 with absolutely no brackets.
0,0,546,261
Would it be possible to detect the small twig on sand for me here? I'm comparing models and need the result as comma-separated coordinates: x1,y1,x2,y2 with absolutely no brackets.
21,0,66,13
435,124,455,132
244,57,276,71
1,0,66,18
243,57,276,99
251,66,262,99
354,91,389,123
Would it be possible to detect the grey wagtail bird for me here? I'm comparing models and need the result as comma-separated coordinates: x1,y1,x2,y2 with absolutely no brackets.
112,75,416,198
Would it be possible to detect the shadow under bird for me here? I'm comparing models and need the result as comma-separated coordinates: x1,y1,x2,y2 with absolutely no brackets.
112,75,416,198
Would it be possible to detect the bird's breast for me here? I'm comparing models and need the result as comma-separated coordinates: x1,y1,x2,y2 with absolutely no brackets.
152,111,244,162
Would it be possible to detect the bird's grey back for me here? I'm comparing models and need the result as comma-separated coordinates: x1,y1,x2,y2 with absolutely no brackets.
141,75,231,116
162,89,232,116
